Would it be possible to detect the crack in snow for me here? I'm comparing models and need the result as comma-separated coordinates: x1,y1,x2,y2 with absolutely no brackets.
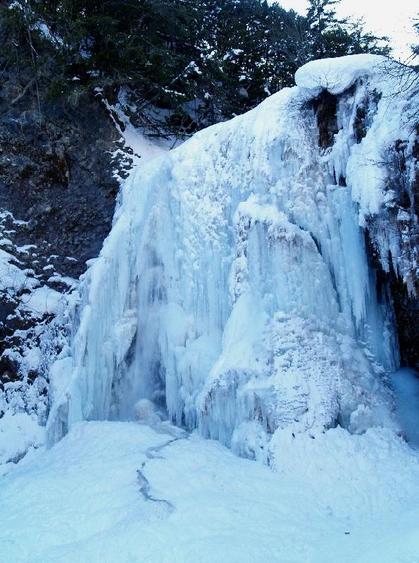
136,426,189,512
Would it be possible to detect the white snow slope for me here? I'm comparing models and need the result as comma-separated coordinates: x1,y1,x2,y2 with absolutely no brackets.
1,420,419,563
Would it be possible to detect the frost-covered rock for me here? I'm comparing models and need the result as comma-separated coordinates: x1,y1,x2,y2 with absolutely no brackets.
47,55,418,460
0,211,75,426
0,411,44,468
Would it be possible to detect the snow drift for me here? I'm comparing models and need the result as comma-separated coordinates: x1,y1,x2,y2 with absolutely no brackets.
47,55,418,461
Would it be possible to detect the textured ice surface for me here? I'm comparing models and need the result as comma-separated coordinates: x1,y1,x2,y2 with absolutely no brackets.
47,55,418,458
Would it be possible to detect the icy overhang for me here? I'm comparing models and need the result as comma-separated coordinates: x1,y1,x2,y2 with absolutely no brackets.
295,54,388,95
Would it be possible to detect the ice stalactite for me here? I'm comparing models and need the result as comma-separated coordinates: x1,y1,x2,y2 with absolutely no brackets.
47,55,418,461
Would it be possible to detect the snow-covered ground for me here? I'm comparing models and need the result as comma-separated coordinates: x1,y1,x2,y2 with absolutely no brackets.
1,420,419,563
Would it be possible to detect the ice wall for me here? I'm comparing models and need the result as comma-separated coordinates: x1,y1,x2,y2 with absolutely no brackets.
47,55,418,459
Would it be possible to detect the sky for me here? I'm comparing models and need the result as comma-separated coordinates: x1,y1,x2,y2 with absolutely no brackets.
275,0,417,59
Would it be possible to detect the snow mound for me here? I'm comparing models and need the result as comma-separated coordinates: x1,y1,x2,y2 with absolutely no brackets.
295,54,387,94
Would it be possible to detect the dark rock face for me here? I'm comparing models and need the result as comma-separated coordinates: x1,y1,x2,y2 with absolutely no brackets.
0,87,120,409
0,95,120,279
391,277,419,369
312,90,338,149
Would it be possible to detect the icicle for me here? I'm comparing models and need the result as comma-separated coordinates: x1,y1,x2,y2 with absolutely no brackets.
47,55,417,456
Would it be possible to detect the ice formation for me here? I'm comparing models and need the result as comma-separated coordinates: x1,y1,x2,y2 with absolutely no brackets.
47,55,418,460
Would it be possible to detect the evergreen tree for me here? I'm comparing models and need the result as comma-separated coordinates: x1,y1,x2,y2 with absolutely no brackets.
1,0,392,136
306,0,341,58
305,0,390,60
411,18,419,65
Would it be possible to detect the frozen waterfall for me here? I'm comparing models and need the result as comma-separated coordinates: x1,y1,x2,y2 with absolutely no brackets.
47,55,418,461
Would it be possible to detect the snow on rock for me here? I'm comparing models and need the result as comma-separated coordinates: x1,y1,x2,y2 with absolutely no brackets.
0,411,44,469
0,211,77,433
47,55,418,461
295,54,387,95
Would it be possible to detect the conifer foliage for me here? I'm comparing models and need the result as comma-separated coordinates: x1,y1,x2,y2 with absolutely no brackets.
1,0,391,135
